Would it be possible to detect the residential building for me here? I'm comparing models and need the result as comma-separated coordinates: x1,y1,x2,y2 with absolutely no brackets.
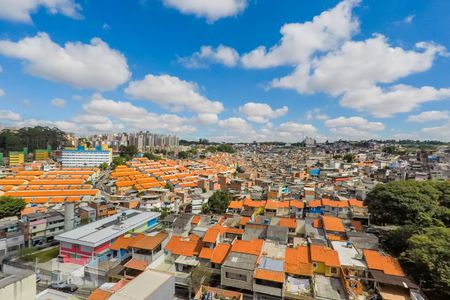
61,145,112,167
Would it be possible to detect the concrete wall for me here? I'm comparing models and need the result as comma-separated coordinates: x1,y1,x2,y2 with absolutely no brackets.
221,266,254,291
0,272,36,300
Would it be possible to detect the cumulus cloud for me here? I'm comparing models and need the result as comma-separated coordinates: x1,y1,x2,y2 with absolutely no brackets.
195,113,219,124
0,32,131,91
241,0,359,69
340,85,450,117
273,35,446,96
179,45,239,68
325,116,384,140
218,117,251,132
277,122,317,138
421,122,450,142
239,102,288,123
325,116,384,131
162,0,247,22
0,0,82,23
51,97,66,108
0,109,21,121
305,108,329,121
125,74,223,114
407,110,449,122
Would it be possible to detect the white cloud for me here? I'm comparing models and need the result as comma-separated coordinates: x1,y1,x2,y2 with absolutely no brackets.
341,85,450,117
162,0,247,22
325,116,384,131
238,102,288,123
195,113,219,124
241,0,360,69
0,0,81,23
403,14,415,24
277,122,317,138
306,108,329,121
329,126,380,140
125,74,223,114
218,117,251,132
0,32,131,91
0,88,4,97
0,109,21,121
407,110,449,122
179,45,239,68
83,94,197,133
273,35,446,96
51,97,66,108
422,122,450,141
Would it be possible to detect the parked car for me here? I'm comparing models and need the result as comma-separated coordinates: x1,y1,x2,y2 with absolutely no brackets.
49,282,78,293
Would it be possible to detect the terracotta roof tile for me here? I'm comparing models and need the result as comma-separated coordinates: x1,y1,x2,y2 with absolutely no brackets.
254,269,284,283
285,246,313,276
211,243,231,265
124,258,148,271
279,218,297,229
310,245,340,268
322,215,345,232
165,234,203,257
363,250,405,276
231,239,263,256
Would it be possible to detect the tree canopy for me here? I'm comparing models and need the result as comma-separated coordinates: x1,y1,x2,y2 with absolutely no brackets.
217,144,235,153
0,126,67,154
0,196,26,219
364,180,450,226
119,145,138,160
404,227,450,299
204,190,232,214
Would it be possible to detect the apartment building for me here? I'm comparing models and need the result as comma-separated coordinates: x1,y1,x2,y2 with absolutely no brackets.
61,145,112,167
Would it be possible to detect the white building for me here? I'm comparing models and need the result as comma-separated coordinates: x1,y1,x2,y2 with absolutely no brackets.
61,145,112,167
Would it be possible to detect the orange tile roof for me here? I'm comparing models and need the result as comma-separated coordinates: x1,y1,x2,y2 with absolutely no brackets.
165,234,203,257
124,258,148,271
130,232,168,251
285,246,313,276
321,215,345,232
199,247,214,260
243,197,266,208
254,269,284,283
211,243,231,265
21,207,47,216
228,200,243,209
191,215,201,225
322,198,349,208
203,227,221,244
239,216,250,226
307,200,322,208
279,218,297,229
363,250,405,276
231,239,263,256
310,245,340,267
87,288,113,300
265,200,290,210
349,199,365,208
110,235,142,251
351,220,363,232
4,189,98,197
289,200,304,209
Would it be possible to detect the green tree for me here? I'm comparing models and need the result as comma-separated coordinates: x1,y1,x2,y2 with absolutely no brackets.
178,151,189,159
217,144,235,153
0,196,26,219
99,162,109,170
143,152,162,161
206,146,217,153
119,145,138,160
343,153,355,163
404,227,450,299
364,180,444,226
112,156,126,168
206,190,232,214
165,182,174,192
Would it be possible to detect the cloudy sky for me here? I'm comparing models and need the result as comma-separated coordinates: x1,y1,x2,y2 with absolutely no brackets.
0,0,449,142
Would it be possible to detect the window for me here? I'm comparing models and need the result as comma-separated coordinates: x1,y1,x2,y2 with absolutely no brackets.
61,242,72,249
226,272,247,281
330,267,338,274
312,262,317,268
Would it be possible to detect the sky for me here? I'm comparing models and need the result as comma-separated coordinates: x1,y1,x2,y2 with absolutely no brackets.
0,0,449,142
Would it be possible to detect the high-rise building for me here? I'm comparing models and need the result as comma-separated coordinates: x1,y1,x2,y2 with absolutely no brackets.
61,145,112,167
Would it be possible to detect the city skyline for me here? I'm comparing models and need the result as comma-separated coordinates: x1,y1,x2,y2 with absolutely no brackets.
0,0,450,142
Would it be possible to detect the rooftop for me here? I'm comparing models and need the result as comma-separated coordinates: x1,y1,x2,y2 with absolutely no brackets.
56,209,159,247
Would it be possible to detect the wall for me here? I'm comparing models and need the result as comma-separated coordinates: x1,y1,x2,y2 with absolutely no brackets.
0,272,36,300
221,266,254,291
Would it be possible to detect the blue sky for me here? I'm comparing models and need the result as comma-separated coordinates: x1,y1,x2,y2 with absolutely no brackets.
0,0,449,142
